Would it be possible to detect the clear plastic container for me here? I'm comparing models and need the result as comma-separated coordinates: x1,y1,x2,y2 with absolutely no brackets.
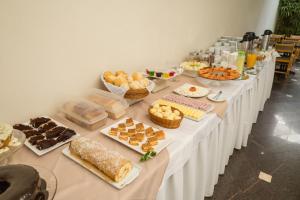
61,98,108,130
85,89,129,119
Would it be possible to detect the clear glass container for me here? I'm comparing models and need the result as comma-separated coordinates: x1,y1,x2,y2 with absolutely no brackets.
85,89,129,119
61,98,108,130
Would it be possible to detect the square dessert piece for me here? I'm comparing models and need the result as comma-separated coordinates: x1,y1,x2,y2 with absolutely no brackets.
23,130,40,138
147,137,158,146
29,135,45,145
13,124,33,131
37,121,57,133
154,130,165,140
134,133,145,142
127,129,136,137
125,118,134,127
129,138,139,146
119,132,129,141
128,128,136,134
118,123,126,131
30,117,51,128
136,123,144,132
145,127,155,137
109,128,118,136
141,143,153,152
36,139,57,150
56,129,76,142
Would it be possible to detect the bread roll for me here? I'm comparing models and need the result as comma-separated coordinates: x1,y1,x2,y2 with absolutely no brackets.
115,70,127,77
70,137,132,182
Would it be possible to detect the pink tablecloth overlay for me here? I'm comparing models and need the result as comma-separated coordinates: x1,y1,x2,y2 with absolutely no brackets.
10,103,169,200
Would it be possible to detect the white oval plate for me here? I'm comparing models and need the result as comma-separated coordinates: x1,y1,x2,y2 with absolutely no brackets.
207,93,226,102
174,83,210,98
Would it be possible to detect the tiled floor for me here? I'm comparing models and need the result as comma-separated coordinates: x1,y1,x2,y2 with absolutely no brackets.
205,64,300,200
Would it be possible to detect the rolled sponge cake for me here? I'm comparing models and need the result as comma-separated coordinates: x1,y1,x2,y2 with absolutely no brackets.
70,137,132,182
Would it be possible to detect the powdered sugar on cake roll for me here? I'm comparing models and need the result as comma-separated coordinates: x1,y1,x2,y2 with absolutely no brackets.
70,137,132,182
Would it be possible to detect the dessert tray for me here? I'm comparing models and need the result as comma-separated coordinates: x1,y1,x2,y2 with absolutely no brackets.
100,118,173,155
198,67,240,80
14,117,80,156
174,83,210,98
62,147,141,189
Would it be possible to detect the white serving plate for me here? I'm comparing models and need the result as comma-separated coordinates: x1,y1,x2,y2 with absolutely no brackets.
174,83,210,98
24,117,80,156
62,147,141,189
100,118,173,155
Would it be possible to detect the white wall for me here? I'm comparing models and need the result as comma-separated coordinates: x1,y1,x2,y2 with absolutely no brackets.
0,0,279,123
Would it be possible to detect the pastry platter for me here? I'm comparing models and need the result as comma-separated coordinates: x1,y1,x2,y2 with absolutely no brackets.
62,147,141,189
100,118,173,155
174,83,210,98
16,117,80,156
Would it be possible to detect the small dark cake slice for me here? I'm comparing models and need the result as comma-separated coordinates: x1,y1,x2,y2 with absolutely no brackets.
23,130,40,138
45,126,66,139
13,124,33,131
37,121,57,133
29,135,45,145
36,139,57,150
56,129,76,142
0,164,48,200
30,117,51,128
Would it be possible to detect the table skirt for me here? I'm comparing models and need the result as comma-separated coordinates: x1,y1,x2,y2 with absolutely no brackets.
157,57,275,200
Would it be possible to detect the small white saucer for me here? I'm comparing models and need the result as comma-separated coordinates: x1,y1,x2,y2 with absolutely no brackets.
207,93,226,102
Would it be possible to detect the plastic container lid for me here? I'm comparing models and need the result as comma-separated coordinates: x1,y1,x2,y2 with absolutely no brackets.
61,98,108,125
85,89,129,115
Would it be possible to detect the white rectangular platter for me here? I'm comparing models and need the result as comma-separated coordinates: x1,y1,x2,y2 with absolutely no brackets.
24,117,80,156
100,118,173,155
62,147,141,189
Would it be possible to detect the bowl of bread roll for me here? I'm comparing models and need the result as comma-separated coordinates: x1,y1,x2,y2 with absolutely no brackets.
102,70,154,100
148,103,184,129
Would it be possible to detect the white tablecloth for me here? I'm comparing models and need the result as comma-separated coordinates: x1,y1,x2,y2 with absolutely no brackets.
157,53,276,200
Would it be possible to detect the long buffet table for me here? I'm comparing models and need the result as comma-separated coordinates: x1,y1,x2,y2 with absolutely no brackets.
157,53,276,200
10,52,276,200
